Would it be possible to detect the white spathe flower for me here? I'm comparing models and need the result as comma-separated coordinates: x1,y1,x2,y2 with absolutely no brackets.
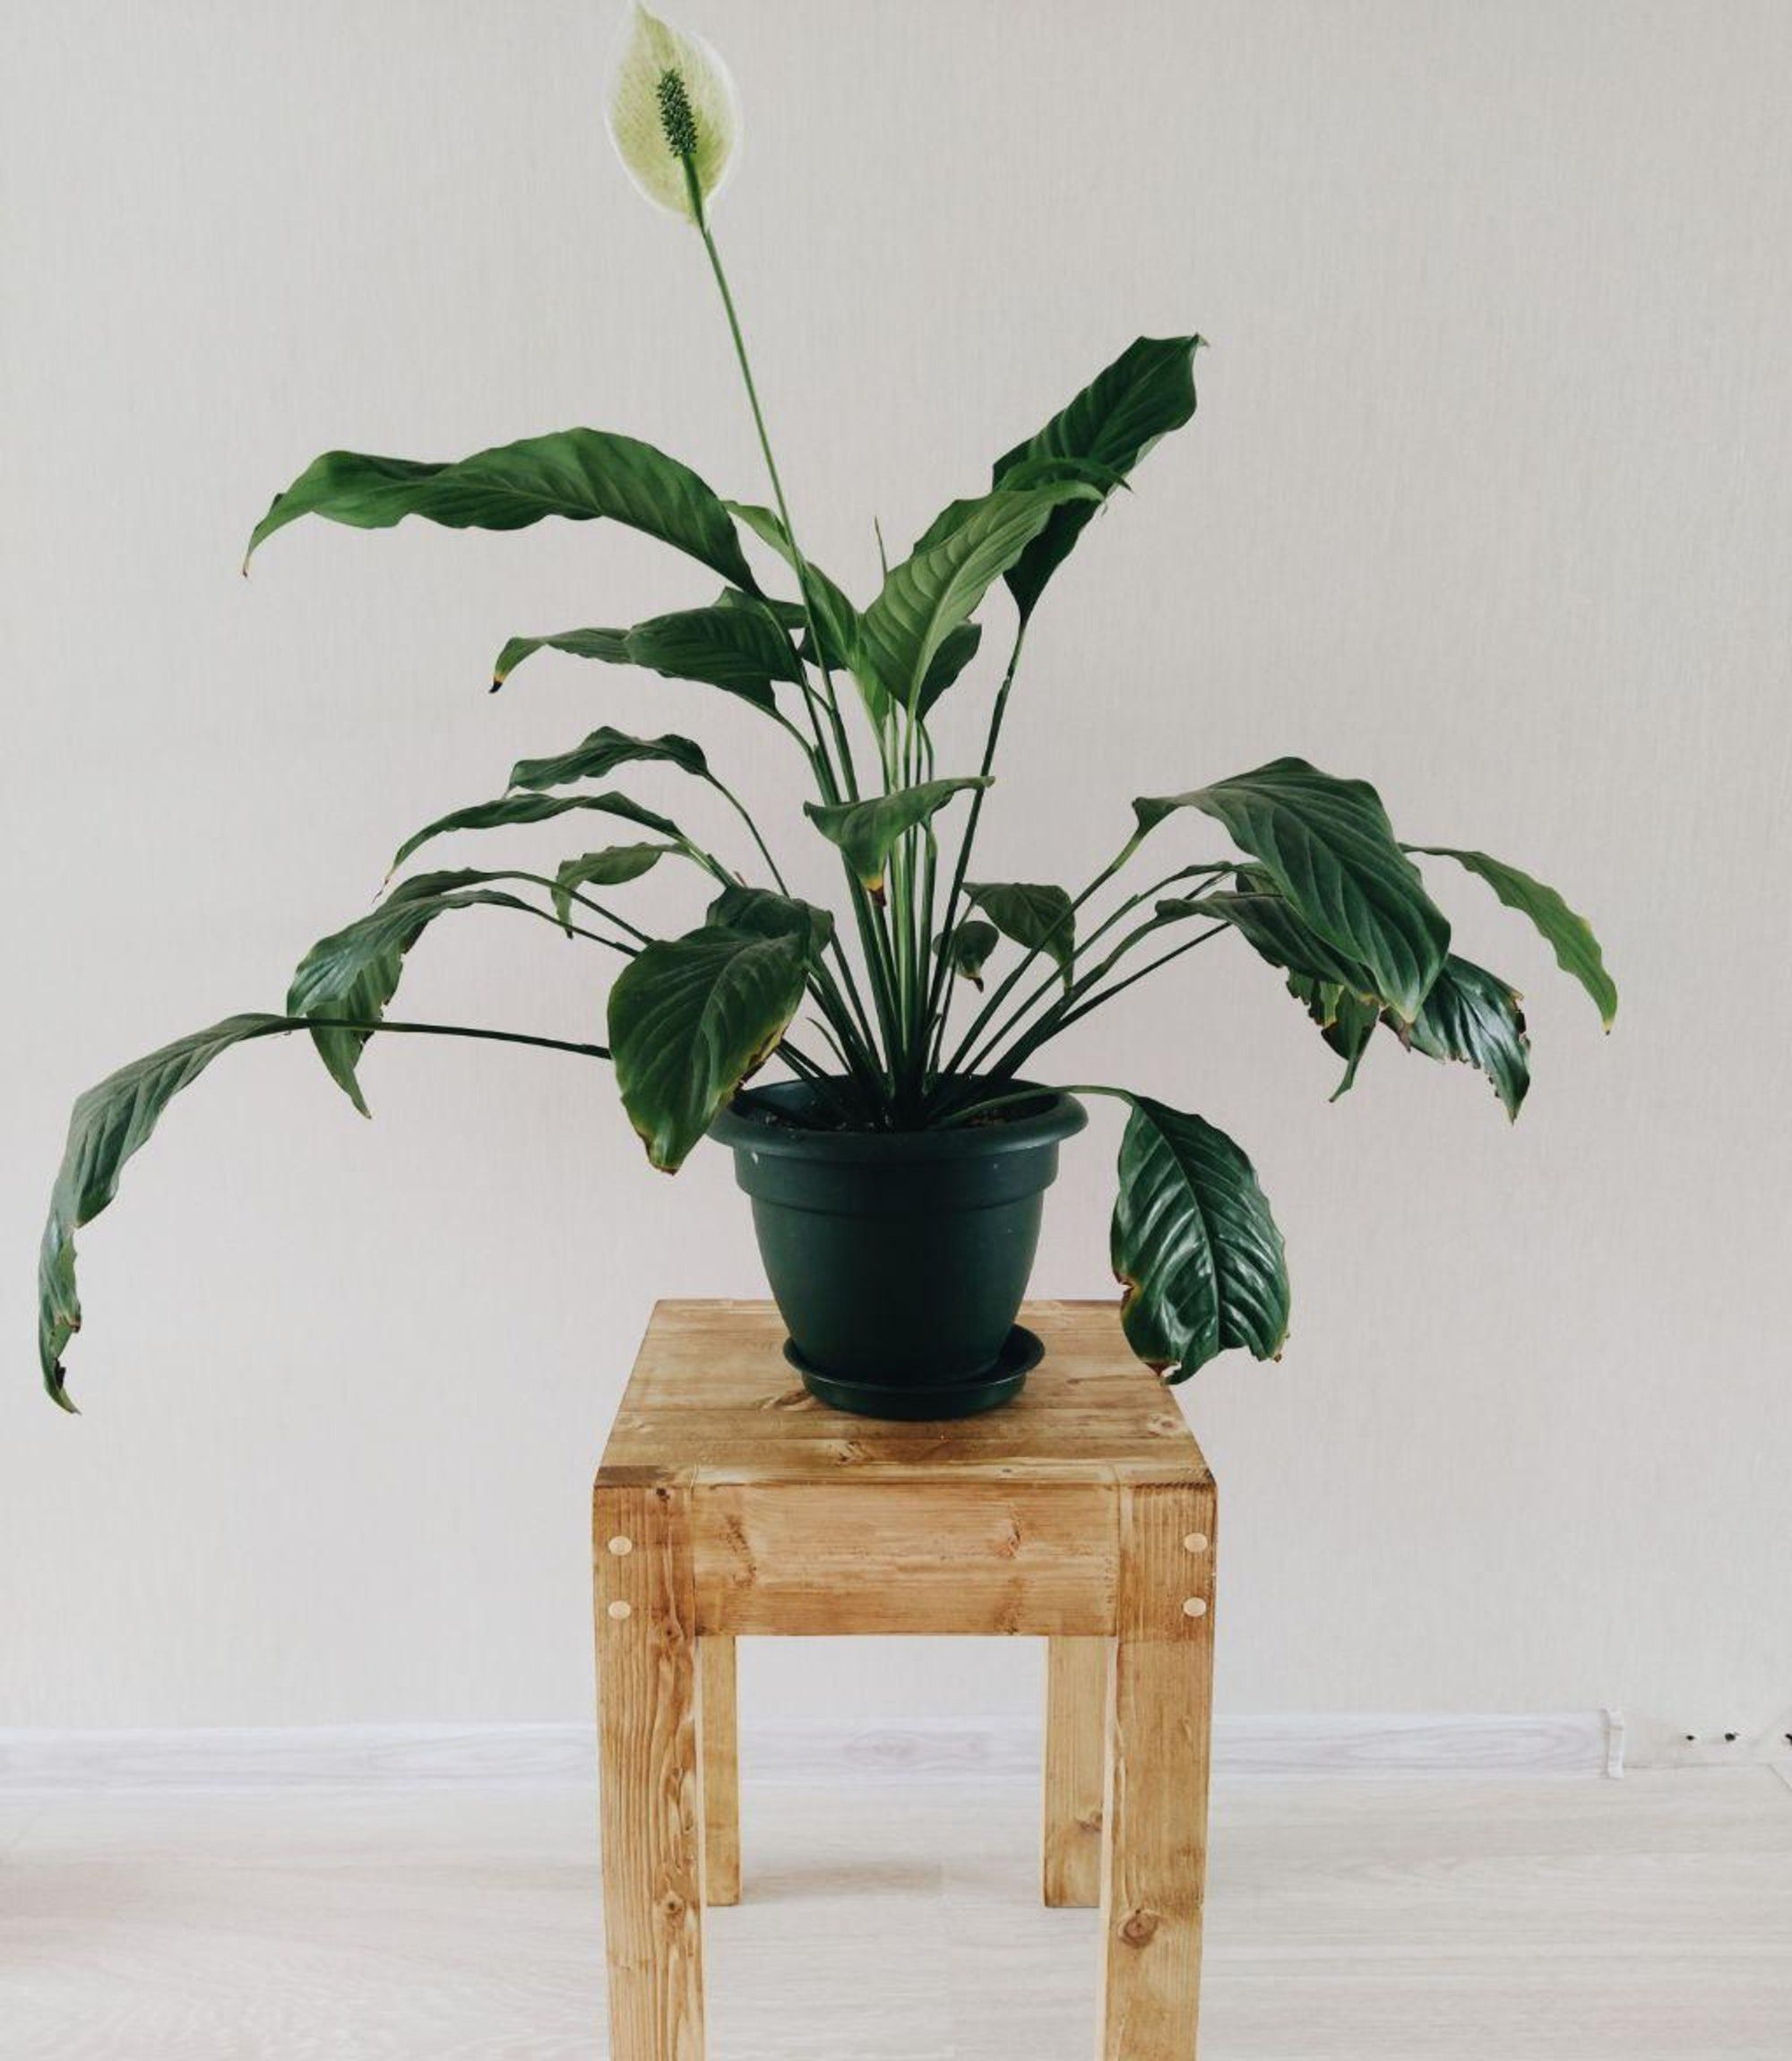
606,3,740,222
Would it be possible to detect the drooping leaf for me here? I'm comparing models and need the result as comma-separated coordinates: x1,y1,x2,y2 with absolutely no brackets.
390,789,685,875
1285,973,1379,1100
936,919,999,987
286,883,541,1114
37,1005,610,1409
805,778,990,893
491,628,630,686
995,335,1203,620
966,881,1075,987
1143,877,1381,1097
607,925,812,1170
1398,954,1530,1120
1408,846,1616,1030
553,845,679,928
724,500,866,680
1134,757,1450,1023
705,882,836,958
1109,1094,1290,1382
245,428,759,590
39,1014,309,1406
367,859,671,933
1180,877,1382,999
494,597,803,713
857,482,1101,720
509,727,708,792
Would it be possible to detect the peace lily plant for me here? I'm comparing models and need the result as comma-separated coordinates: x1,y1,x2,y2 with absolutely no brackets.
38,4,1615,1416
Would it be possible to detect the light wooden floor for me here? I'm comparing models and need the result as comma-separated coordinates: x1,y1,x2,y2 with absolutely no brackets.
3,1764,1788,2059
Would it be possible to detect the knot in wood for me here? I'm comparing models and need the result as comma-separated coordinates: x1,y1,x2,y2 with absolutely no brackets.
1119,1906,1162,1948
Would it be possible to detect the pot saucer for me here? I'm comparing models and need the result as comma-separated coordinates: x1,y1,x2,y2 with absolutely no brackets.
782,1324,1045,1421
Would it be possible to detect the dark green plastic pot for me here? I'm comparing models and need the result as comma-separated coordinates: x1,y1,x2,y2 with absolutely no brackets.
710,1080,1087,1420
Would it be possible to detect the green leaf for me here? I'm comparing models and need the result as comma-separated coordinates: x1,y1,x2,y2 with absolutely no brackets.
553,845,678,928
625,601,806,705
491,628,630,685
1182,877,1382,998
805,777,990,893
509,727,708,792
995,335,1203,620
1407,846,1616,1030
608,925,813,1170
857,483,1101,720
915,622,983,718
705,882,836,958
908,459,1122,559
39,1014,312,1407
966,881,1075,987
724,501,865,680
38,1007,609,1409
246,428,759,591
936,918,999,987
287,882,540,1114
1285,973,1379,1100
1134,757,1450,1023
1157,876,1382,1097
737,592,811,635
1109,1094,1290,1382
494,598,804,713
390,789,685,875
1399,954,1530,1120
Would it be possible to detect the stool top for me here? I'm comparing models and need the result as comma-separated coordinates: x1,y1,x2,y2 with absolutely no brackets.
598,1299,1210,1488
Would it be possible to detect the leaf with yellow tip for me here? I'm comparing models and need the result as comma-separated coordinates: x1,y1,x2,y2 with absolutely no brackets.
805,779,989,894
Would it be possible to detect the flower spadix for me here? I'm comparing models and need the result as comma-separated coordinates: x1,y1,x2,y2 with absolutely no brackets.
606,4,740,222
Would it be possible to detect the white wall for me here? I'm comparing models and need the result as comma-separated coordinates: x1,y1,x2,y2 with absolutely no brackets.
4,0,1788,1753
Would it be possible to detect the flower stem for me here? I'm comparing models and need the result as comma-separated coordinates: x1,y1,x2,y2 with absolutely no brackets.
924,623,1028,1070
685,168,858,798
678,159,908,1106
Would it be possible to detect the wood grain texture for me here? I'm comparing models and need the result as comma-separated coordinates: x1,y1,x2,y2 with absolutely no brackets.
1098,1481,1217,2061
1044,1637,1109,1908
598,1301,1210,1490
700,1638,740,1908
594,1302,1218,2057
594,1479,705,2061
12,1768,1790,2058
694,1482,1118,1636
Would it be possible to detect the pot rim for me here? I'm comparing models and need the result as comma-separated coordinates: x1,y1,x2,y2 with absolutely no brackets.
710,1077,1087,1162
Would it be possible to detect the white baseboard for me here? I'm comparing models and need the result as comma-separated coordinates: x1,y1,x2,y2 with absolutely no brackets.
0,1711,1616,1797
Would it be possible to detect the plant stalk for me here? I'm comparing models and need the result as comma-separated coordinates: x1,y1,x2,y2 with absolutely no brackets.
938,829,1146,1082
923,623,1028,1058
987,922,1229,1080
301,1015,611,1062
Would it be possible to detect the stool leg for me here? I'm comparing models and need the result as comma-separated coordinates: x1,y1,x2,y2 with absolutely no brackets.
699,1636,741,1906
1043,1635,1109,1907
1098,1482,1217,2061
596,1482,705,2061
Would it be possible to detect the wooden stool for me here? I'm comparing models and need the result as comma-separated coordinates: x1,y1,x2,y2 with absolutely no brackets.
594,1298,1218,2061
